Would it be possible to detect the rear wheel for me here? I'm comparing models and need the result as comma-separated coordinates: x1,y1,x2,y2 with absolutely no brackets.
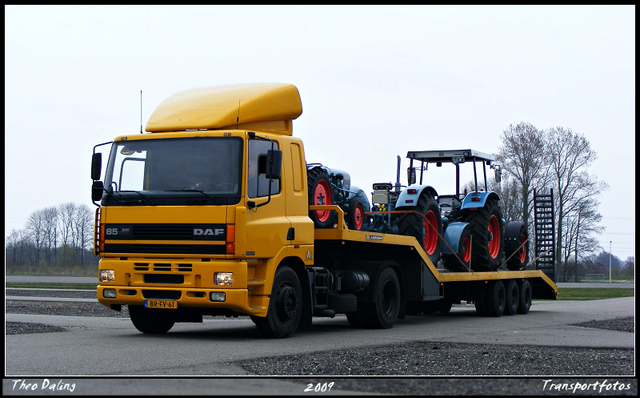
129,305,176,334
251,266,302,338
465,199,504,271
485,280,506,317
307,168,336,228
397,192,442,266
504,279,519,315
518,279,532,314
363,267,401,329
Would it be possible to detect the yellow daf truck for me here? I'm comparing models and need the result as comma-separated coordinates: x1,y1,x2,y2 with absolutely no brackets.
92,83,557,338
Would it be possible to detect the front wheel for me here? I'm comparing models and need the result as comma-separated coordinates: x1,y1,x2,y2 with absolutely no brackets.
442,224,472,272
251,266,302,338
128,305,176,334
464,199,504,271
397,192,443,266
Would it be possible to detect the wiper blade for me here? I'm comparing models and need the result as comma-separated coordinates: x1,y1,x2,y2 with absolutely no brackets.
118,190,157,205
165,189,221,204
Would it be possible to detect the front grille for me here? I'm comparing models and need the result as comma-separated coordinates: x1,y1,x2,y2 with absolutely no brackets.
144,274,184,284
133,225,194,240
142,290,182,300
134,262,193,272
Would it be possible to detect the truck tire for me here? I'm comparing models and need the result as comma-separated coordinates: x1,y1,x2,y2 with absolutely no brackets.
518,279,532,314
484,280,506,317
363,267,401,329
442,224,472,272
307,168,337,228
397,192,442,266
251,266,302,338
464,199,504,271
474,283,488,316
128,305,176,334
505,222,529,270
504,279,519,315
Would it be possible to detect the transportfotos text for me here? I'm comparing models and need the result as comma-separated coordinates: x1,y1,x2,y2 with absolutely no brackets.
542,379,632,393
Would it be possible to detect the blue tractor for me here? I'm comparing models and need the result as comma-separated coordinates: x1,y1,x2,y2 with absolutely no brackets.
368,150,529,272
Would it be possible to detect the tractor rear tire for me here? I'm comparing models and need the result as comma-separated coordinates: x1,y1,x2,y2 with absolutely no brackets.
464,199,504,271
307,168,337,228
397,192,442,266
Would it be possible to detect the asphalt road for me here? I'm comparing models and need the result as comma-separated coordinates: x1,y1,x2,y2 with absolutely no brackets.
4,276,636,395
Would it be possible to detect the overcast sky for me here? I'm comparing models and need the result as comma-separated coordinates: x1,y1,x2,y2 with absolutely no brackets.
5,5,635,260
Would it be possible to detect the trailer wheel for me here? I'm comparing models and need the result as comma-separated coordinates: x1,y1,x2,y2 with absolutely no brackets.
347,196,367,230
485,280,506,317
363,267,401,329
505,222,529,270
474,283,488,316
397,192,443,266
518,279,532,314
465,199,504,271
504,279,519,315
308,168,337,228
128,305,176,334
442,224,472,272
251,266,302,338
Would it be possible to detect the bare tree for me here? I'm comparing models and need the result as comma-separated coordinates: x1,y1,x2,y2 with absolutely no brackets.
73,204,94,265
26,209,46,265
42,206,59,265
544,126,607,271
496,122,547,229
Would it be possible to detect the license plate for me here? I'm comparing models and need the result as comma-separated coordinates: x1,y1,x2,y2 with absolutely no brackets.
145,300,178,309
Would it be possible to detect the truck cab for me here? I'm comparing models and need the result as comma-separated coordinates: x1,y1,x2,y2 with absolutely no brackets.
93,84,315,336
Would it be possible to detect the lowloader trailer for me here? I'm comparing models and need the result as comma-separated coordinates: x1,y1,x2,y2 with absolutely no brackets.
92,83,558,338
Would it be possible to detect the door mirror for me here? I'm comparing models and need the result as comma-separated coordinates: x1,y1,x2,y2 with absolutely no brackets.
265,149,282,179
91,153,102,180
92,181,104,202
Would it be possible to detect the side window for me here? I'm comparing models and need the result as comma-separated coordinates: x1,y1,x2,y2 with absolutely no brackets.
248,140,280,198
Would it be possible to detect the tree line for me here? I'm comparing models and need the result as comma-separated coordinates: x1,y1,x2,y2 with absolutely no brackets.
493,122,626,280
5,202,98,271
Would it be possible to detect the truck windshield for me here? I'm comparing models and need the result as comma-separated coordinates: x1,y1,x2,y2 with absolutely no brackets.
102,137,242,206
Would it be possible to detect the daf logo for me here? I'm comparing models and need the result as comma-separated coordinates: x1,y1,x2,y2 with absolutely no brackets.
194,228,225,236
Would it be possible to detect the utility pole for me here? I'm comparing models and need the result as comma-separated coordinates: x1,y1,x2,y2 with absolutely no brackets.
609,240,612,283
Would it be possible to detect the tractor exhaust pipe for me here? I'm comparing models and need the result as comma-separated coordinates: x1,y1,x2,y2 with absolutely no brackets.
395,155,402,193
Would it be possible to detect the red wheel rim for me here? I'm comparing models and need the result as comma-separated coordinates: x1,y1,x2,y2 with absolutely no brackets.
488,215,501,258
313,180,332,222
461,236,471,263
353,204,364,230
423,210,438,255
519,234,527,263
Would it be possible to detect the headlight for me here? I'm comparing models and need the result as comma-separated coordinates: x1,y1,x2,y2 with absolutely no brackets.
100,269,115,283
103,288,117,298
214,272,234,286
